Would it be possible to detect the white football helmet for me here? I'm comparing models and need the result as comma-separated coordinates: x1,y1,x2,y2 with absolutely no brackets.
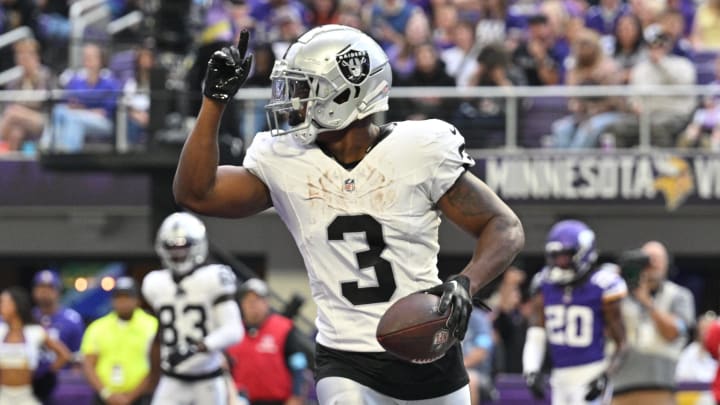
155,212,208,277
265,24,392,145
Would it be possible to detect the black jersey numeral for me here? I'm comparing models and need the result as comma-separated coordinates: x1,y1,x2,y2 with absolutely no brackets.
158,305,208,347
327,214,397,305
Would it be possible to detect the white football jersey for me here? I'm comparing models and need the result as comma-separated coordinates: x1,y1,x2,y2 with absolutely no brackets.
244,119,474,352
142,264,237,374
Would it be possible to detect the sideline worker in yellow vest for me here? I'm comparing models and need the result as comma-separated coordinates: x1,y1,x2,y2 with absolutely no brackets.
81,277,158,405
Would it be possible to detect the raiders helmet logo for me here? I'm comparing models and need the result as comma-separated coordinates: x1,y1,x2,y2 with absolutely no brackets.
336,49,369,84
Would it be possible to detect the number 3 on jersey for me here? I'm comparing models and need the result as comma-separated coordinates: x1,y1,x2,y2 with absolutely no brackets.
545,305,593,347
327,214,397,305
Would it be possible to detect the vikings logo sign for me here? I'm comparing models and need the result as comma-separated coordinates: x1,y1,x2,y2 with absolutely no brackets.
336,49,370,84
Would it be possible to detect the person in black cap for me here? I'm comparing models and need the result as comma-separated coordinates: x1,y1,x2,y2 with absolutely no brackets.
31,269,85,402
80,277,158,405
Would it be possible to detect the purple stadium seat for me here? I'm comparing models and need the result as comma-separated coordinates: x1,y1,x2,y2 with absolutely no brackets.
519,97,570,148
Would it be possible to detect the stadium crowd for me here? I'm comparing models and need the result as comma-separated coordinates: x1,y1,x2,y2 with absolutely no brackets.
0,0,716,153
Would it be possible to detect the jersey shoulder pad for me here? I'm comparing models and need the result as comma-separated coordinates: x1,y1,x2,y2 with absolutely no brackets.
591,264,627,300
394,119,469,153
196,264,237,298
141,269,171,307
243,131,307,169
243,131,273,169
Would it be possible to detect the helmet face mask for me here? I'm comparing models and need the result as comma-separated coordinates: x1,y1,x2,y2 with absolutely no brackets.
544,220,597,285
155,213,208,277
264,25,392,145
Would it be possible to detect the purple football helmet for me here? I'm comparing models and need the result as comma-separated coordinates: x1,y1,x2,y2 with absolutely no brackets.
544,220,598,285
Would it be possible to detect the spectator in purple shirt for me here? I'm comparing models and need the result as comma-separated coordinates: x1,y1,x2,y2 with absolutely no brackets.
31,269,85,403
43,43,120,152
585,0,630,36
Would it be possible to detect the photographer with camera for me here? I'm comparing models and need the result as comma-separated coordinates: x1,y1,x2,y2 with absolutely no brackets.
612,241,695,405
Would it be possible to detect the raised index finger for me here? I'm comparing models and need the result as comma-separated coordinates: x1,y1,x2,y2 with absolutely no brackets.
237,29,250,59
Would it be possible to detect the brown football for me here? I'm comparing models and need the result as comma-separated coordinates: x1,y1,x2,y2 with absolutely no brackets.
376,292,457,364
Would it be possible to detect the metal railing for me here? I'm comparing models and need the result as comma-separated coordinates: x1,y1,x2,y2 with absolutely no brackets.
0,84,716,155
69,0,111,68
232,83,719,151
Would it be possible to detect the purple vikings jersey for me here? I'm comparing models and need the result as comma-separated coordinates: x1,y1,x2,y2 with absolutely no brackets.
540,265,627,368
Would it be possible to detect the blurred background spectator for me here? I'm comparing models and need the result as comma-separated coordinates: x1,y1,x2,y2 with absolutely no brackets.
393,41,456,122
612,241,696,405
512,14,562,86
608,24,697,147
690,0,720,50
675,311,718,384
488,267,529,375
42,43,120,153
454,42,525,148
80,277,157,405
463,305,495,405
0,38,54,153
659,9,693,59
387,11,432,84
366,0,422,50
611,14,646,84
441,20,479,88
121,43,154,147
585,0,630,36
677,55,720,150
305,0,339,27
549,28,625,148
226,279,309,405
1,287,71,405
31,270,85,403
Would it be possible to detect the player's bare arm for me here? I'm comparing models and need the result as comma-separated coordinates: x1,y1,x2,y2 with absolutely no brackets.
603,298,628,375
173,30,272,218
174,100,271,217
437,171,525,295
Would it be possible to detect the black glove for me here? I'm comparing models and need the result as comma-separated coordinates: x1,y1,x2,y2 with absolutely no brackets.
203,30,253,103
585,373,608,401
421,274,473,340
524,372,545,400
163,340,206,369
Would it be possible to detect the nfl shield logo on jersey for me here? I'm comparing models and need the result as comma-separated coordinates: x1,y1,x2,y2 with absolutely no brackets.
343,178,355,192
336,49,369,84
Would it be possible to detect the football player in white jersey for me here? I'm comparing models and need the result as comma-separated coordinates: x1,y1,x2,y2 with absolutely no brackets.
173,26,524,404
142,212,244,405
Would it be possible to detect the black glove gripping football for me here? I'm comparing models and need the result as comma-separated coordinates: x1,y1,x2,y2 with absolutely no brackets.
203,30,253,103
524,372,546,400
422,274,473,340
585,372,608,401
163,340,205,369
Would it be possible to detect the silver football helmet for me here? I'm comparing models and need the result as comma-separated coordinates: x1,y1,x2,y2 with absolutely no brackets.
265,24,392,145
155,212,208,277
